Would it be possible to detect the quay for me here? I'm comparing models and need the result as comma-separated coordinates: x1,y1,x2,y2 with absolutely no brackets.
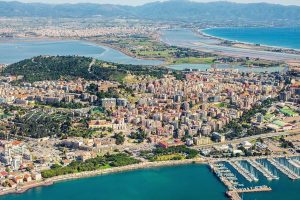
229,161,258,182
247,159,279,180
267,158,300,180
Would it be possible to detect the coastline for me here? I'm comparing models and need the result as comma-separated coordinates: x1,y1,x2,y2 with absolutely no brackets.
200,28,300,52
0,36,164,66
0,158,206,197
85,39,167,65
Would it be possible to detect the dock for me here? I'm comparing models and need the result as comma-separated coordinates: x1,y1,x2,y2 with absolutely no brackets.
226,191,242,200
235,185,272,193
287,159,300,168
226,186,272,200
210,162,271,200
247,159,279,180
267,158,300,180
229,161,258,182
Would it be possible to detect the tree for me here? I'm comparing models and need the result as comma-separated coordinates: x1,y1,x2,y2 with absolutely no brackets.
87,83,98,93
113,133,125,145
129,131,147,143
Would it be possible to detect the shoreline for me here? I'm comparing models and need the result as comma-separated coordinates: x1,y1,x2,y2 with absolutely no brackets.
0,158,206,197
199,28,300,52
85,39,167,65
0,36,164,66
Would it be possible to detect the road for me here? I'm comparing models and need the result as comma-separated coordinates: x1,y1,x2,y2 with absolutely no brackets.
194,129,300,149
88,58,96,73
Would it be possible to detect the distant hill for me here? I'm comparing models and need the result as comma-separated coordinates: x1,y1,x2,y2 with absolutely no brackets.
0,1,133,18
0,1,300,24
2,56,169,82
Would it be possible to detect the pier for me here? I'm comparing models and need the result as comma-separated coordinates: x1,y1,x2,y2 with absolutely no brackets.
235,185,272,193
226,191,242,200
229,161,258,182
210,162,272,200
247,159,279,180
292,159,300,166
287,159,300,168
209,163,238,189
267,158,300,180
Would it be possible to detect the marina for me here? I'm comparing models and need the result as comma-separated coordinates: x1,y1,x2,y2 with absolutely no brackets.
209,156,300,200
287,158,300,168
267,158,300,180
228,161,259,182
247,159,279,180
210,162,272,200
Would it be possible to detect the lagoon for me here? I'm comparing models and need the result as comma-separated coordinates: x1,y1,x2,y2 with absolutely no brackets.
0,40,163,65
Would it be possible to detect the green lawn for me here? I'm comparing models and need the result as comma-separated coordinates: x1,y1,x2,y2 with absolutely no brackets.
154,153,185,161
172,57,215,64
280,107,298,117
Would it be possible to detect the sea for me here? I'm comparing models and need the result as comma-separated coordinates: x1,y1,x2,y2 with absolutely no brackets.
1,161,300,200
202,27,300,50
161,28,300,61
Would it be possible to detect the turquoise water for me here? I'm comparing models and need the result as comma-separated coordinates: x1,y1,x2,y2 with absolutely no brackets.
161,29,300,61
0,165,227,200
0,40,162,65
1,161,300,200
203,27,300,49
241,159,300,200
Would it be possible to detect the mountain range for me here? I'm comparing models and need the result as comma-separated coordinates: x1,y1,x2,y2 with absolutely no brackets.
1,0,300,23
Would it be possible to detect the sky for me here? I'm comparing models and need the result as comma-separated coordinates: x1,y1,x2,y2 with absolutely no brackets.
1,0,300,6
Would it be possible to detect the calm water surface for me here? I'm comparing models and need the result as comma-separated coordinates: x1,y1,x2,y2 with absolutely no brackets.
0,165,226,200
0,40,162,65
1,161,300,200
203,27,300,49
161,29,300,61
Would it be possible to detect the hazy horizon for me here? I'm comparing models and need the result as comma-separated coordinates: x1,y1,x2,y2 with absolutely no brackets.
1,0,300,6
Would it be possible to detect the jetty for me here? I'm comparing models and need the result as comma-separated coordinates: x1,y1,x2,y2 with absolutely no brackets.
236,185,272,193
247,159,279,180
267,158,300,180
229,161,258,182
287,159,300,168
226,185,272,200
226,191,242,200
292,159,300,166
210,162,271,200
